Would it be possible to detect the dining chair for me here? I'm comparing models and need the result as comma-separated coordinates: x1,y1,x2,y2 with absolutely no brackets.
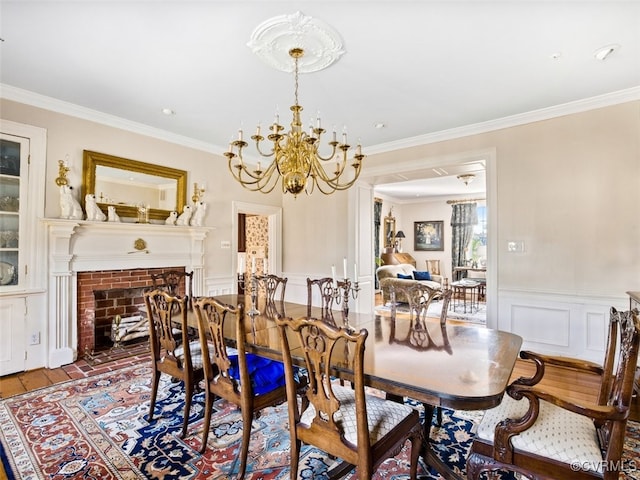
306,277,341,323
466,307,640,480
275,315,423,479
256,274,288,317
390,283,452,327
144,289,205,438
255,273,287,303
193,297,291,479
151,269,194,308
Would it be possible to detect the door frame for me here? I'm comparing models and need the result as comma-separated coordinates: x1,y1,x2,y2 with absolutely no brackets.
231,201,282,293
362,147,498,328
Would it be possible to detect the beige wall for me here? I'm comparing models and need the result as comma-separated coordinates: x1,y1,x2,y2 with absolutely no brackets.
365,102,640,298
0,98,282,278
2,98,638,299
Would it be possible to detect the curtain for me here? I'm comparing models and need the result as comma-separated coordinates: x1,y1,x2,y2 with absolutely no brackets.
374,199,383,289
451,203,477,281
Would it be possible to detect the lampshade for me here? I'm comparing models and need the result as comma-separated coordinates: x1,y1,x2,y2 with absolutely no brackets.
395,230,406,239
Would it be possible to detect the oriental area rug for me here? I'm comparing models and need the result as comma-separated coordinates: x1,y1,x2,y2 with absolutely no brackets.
1,364,639,479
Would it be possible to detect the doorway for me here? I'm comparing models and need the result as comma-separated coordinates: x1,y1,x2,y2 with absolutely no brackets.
364,147,497,328
231,202,282,294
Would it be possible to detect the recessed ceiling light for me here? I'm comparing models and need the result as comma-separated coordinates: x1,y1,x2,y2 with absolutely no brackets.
550,52,562,60
594,44,620,61
161,108,175,116
374,122,386,129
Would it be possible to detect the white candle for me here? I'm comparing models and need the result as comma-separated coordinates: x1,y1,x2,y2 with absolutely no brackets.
331,265,337,287
238,129,243,141
251,257,256,274
343,257,348,279
263,258,268,274
256,124,261,136
354,263,358,280
238,256,245,274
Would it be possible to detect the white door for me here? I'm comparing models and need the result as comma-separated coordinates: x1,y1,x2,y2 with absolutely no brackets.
0,297,26,375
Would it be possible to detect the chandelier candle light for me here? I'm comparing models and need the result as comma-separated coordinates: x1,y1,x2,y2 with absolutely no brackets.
225,47,365,197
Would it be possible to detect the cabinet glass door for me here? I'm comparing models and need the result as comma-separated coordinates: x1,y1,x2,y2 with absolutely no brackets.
0,135,29,288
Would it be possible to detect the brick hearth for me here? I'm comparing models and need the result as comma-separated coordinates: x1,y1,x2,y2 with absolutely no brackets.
77,267,184,356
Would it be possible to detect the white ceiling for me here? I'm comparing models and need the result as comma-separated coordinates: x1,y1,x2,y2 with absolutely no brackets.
1,1,639,200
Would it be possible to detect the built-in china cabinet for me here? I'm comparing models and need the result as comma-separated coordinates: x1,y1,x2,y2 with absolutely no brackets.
0,120,47,376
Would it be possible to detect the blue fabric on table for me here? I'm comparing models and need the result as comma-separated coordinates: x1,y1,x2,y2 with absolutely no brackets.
397,273,413,279
228,353,286,395
413,271,432,281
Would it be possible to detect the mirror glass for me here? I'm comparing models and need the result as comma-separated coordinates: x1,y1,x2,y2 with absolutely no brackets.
384,214,396,248
82,150,187,221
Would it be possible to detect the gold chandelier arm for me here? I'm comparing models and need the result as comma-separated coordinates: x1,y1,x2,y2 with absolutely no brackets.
309,152,363,194
227,153,280,194
253,136,277,158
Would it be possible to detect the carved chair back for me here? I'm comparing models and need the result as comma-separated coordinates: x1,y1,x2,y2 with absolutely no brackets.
276,315,422,478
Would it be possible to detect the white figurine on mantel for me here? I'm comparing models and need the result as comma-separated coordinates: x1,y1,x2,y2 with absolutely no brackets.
190,201,207,226
165,211,178,225
85,193,106,221
59,185,84,220
175,204,192,226
107,205,121,222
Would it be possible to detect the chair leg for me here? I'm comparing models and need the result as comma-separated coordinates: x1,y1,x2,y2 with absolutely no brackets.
289,438,301,480
199,389,214,454
236,407,254,479
147,370,160,422
409,433,421,480
181,378,193,438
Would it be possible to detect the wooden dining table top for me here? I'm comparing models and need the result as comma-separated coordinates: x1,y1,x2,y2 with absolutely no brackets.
194,294,523,412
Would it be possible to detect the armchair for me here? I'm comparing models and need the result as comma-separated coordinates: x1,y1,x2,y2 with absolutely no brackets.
467,307,640,480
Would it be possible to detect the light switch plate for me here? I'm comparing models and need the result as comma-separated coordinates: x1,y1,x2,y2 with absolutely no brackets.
507,241,525,253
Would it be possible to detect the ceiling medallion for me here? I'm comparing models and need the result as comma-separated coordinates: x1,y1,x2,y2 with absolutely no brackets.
247,11,345,73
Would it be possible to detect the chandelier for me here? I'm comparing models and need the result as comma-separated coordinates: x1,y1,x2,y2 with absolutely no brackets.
224,47,365,197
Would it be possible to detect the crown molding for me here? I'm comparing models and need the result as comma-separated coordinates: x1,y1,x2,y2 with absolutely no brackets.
0,84,222,154
3,83,639,156
366,85,640,155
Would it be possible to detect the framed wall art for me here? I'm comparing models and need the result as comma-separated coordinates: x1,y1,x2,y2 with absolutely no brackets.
414,220,444,251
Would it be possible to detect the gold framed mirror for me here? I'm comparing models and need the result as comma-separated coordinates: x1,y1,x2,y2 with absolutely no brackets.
384,210,396,248
82,150,188,221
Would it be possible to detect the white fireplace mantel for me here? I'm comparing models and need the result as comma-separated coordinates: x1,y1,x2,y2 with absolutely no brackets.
41,218,213,367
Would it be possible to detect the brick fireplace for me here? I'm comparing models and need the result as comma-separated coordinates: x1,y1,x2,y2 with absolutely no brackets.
76,267,184,355
43,219,211,368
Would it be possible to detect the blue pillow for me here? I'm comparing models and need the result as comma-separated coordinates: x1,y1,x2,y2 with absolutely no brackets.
228,353,286,395
413,271,432,281
397,273,413,279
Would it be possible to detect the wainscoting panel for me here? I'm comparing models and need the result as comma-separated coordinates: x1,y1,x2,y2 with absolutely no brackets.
498,290,628,363
510,304,570,347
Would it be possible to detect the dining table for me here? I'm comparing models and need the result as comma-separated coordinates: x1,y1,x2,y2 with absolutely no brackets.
193,293,522,480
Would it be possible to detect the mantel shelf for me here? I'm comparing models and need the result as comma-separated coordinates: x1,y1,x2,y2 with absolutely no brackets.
41,218,215,233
